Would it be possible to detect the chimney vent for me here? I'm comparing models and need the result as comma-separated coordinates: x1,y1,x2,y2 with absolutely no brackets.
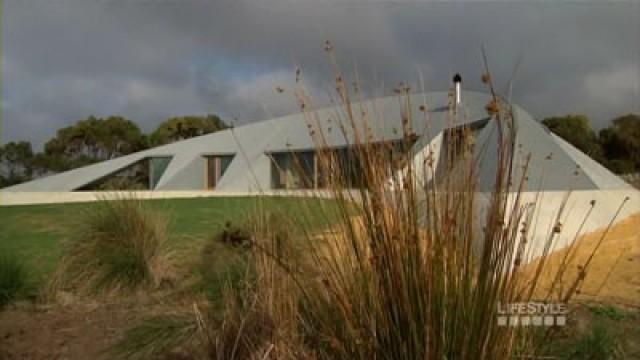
453,73,462,105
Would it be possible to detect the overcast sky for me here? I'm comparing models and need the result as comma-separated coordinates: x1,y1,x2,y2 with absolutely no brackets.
2,0,639,148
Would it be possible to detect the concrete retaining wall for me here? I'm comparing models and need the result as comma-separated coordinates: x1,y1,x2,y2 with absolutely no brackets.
0,190,333,206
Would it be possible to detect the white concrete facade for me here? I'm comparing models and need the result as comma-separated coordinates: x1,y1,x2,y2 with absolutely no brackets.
1,90,637,261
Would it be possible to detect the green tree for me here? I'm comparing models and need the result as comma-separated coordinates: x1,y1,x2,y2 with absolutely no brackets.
542,115,604,161
0,141,35,186
42,116,147,171
599,113,640,174
150,115,228,146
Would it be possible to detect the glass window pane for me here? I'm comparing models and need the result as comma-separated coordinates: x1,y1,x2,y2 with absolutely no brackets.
149,157,172,189
271,151,316,189
206,155,235,189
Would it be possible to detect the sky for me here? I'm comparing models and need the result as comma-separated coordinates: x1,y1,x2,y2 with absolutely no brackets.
2,0,639,149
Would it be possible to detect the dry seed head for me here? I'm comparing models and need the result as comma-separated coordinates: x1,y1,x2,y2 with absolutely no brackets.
481,73,491,84
577,269,586,280
553,222,562,234
485,99,499,114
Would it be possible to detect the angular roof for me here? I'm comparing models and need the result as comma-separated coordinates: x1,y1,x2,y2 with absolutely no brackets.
3,90,632,193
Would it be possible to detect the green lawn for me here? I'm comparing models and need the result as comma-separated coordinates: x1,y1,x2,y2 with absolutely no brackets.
0,196,338,289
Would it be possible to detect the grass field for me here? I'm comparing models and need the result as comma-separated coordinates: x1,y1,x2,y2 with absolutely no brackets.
0,196,337,290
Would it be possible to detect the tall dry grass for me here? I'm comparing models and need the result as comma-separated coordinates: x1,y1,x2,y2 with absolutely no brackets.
117,46,616,359
204,212,308,360
207,48,602,359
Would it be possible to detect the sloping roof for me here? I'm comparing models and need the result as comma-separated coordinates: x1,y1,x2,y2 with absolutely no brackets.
2,90,631,193
473,105,634,192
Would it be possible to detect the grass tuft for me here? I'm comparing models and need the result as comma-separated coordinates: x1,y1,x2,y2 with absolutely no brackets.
48,195,172,296
0,254,27,309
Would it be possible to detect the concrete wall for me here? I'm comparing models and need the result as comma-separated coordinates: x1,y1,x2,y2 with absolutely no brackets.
475,189,640,261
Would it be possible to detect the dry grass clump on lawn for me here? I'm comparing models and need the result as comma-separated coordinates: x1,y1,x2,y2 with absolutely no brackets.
48,195,173,297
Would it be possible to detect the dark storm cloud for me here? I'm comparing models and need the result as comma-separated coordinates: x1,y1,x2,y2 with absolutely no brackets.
2,0,639,148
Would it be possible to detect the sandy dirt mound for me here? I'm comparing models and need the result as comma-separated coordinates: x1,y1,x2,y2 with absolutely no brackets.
532,212,640,307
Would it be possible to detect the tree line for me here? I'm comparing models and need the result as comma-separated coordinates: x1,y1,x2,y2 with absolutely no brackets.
0,114,228,187
1,112,638,188
541,113,640,175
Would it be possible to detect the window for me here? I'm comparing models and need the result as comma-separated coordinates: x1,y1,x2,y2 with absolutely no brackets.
270,138,416,190
75,156,173,191
436,118,490,181
149,157,172,189
205,155,234,189
271,151,316,189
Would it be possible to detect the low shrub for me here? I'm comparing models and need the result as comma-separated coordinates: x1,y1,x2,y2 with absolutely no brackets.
590,304,627,321
214,221,253,248
197,220,253,304
561,320,623,360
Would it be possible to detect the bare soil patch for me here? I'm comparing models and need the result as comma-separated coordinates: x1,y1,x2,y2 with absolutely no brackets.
0,296,167,360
